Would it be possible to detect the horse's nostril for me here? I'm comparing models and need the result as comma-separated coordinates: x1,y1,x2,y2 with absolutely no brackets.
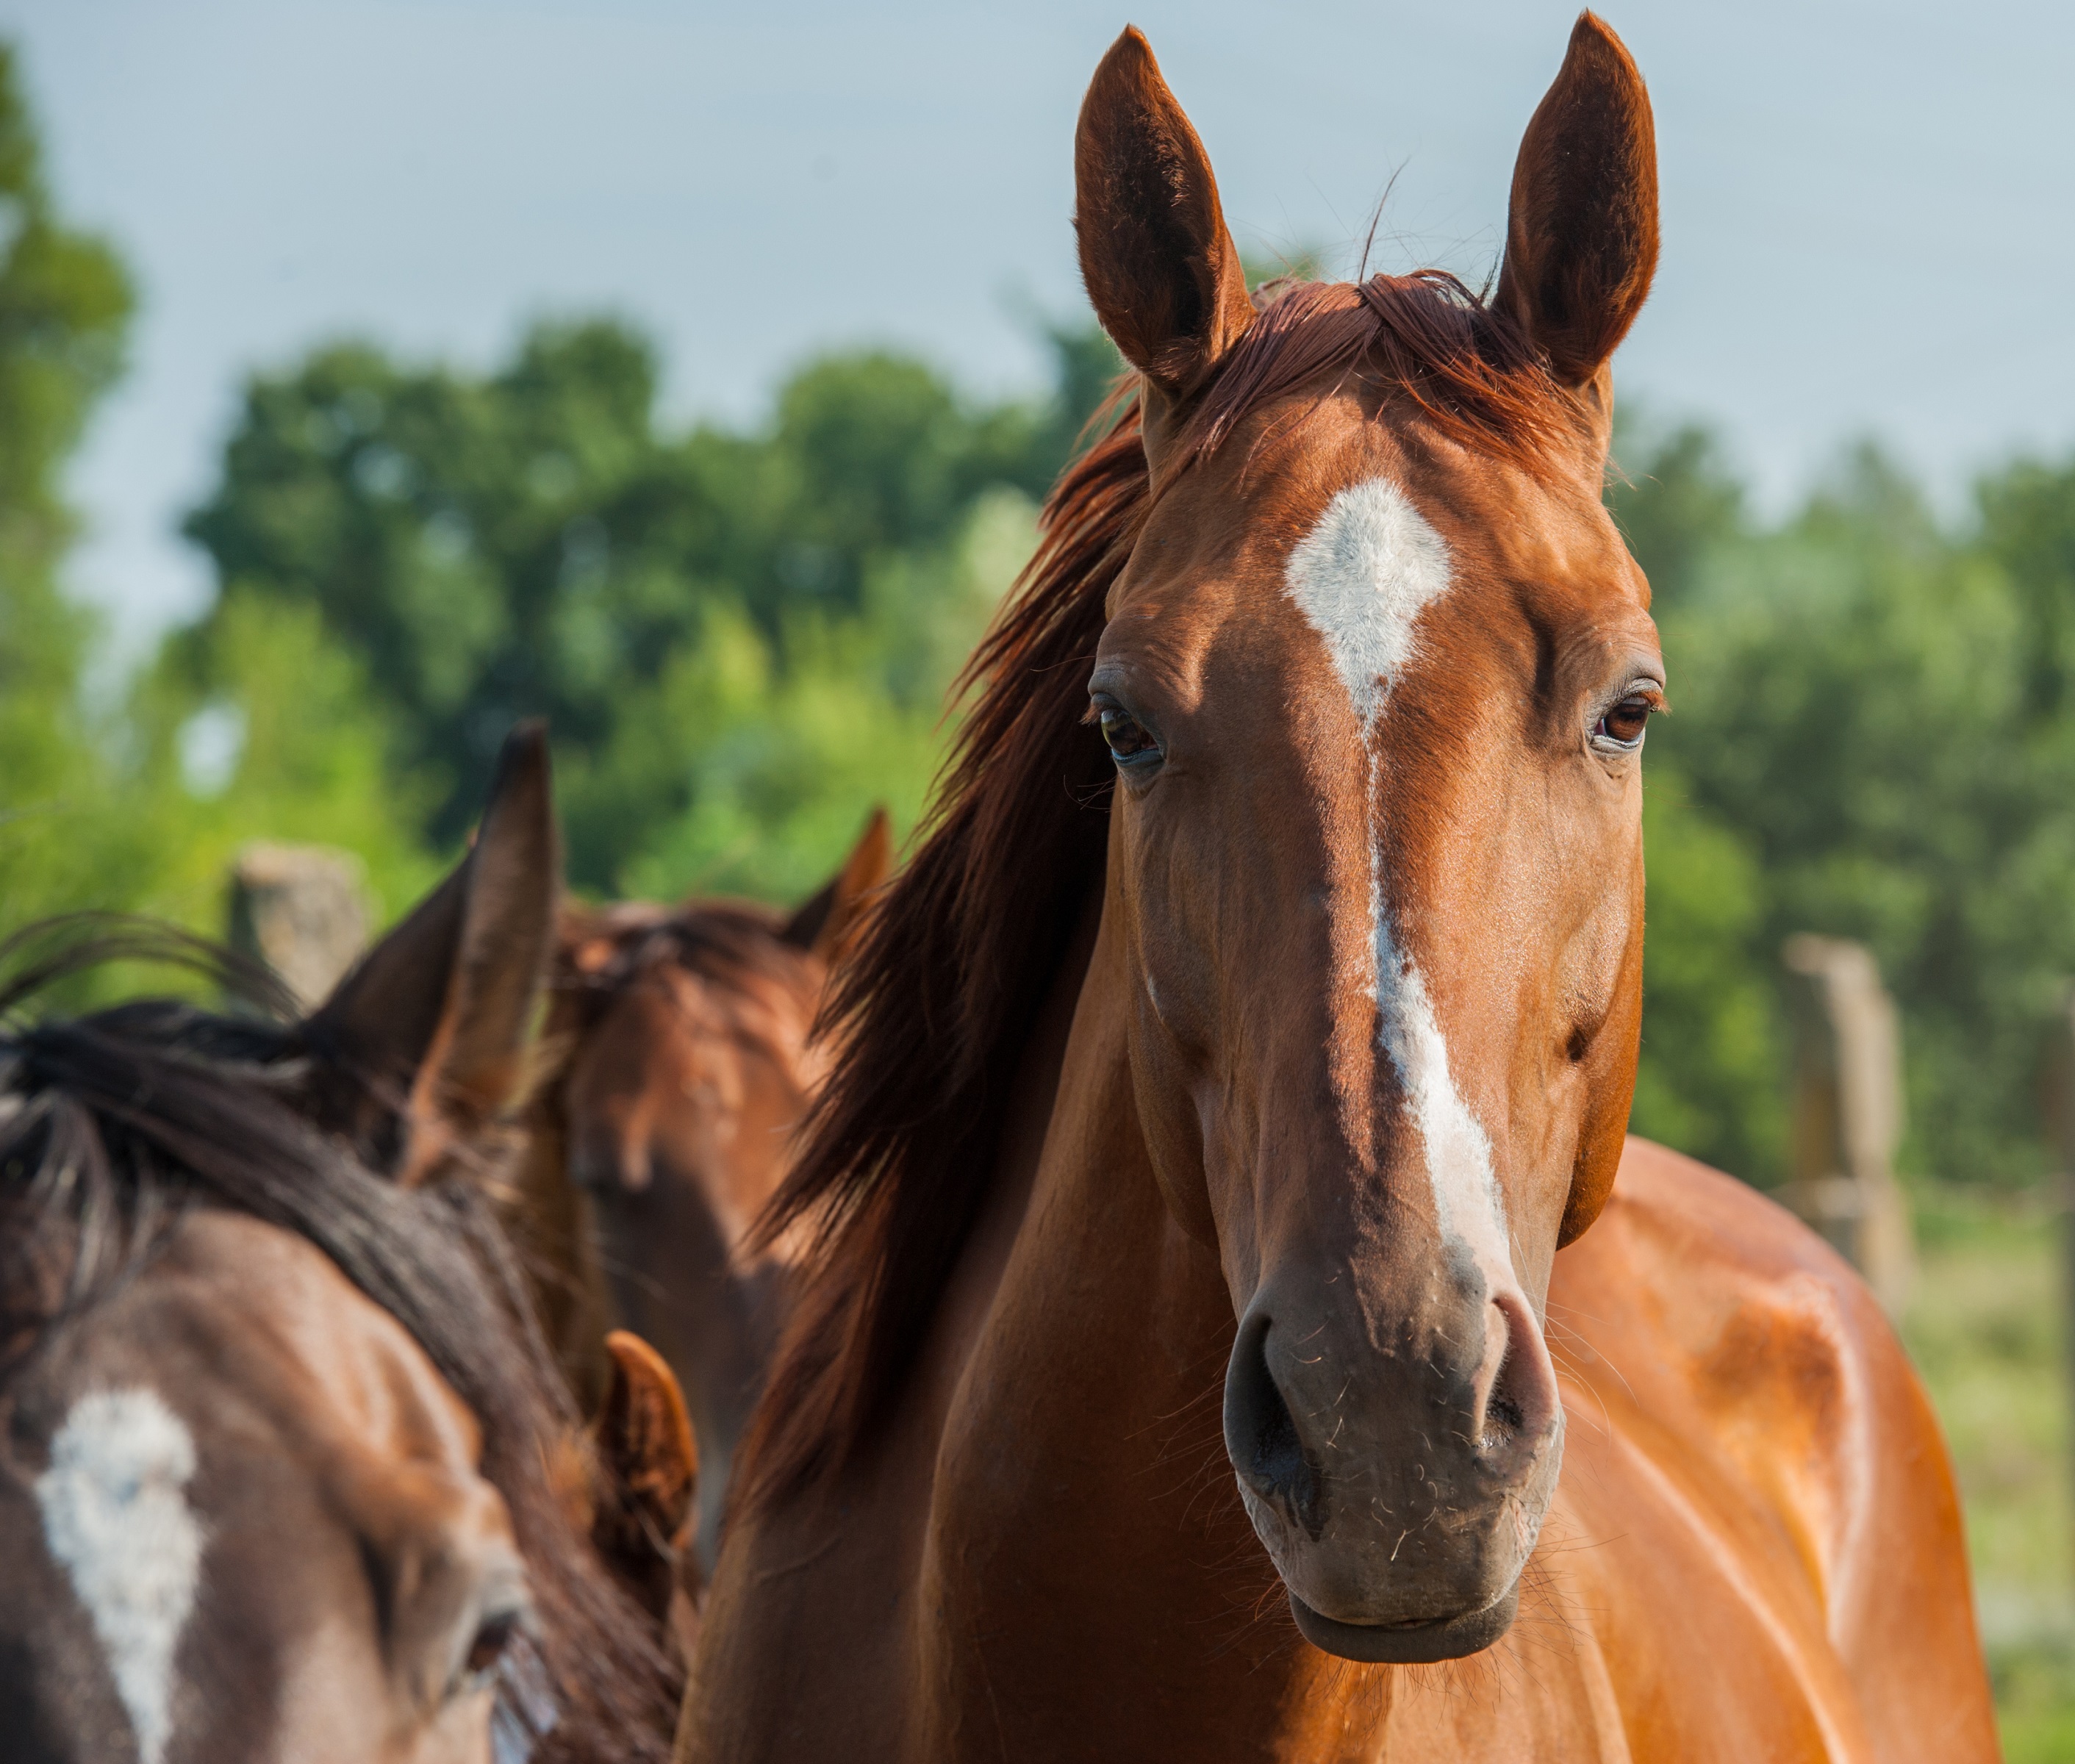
1477,1292,1557,1463
1224,1312,1326,1539
1232,1322,1300,1489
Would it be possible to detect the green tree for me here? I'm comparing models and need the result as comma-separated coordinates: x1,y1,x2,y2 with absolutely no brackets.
1619,419,2075,1188
0,42,146,942
132,592,442,928
182,323,686,852
1607,416,1746,613
0,37,440,975
1979,453,2075,720
612,488,1035,903
182,312,1115,892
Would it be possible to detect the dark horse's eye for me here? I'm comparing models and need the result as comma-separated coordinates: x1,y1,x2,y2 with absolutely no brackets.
1097,703,1162,769
1593,692,1656,751
457,1605,527,1696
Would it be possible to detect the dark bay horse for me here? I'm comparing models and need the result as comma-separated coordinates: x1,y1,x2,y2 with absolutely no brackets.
512,814,889,1577
683,18,1996,1761
0,729,684,1763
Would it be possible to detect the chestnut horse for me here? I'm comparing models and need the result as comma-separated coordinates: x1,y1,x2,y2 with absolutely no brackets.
682,19,1996,1763
0,729,683,1763
512,814,889,1577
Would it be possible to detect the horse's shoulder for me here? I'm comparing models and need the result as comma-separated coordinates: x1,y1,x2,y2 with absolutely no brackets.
1551,1139,1993,1753
1571,1136,1896,1380
1575,1138,1949,1482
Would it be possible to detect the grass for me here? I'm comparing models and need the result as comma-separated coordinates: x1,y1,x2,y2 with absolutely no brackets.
1904,1188,2075,1759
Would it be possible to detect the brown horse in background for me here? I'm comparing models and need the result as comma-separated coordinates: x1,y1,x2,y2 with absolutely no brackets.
513,814,889,1578
0,728,686,1763
683,18,1995,1761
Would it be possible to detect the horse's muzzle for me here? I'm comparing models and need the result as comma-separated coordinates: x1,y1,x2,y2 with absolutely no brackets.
1222,1272,1563,1660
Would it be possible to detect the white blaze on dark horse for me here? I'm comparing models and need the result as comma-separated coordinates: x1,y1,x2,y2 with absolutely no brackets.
35,1390,203,1764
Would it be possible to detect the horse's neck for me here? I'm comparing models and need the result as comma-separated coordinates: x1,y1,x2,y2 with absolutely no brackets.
687,895,1398,1760
599,1177,789,1571
912,896,1358,1754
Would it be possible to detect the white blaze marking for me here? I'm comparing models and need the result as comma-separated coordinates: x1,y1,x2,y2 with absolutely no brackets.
36,1389,203,1764
1283,477,1509,1260
1283,477,1452,726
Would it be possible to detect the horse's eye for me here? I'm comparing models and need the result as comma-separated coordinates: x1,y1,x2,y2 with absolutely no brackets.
1097,703,1162,769
468,1612,519,1677
456,1604,528,1696
1593,693,1655,751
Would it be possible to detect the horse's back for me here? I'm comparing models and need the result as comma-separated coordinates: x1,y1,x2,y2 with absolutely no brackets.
1544,1137,1996,1762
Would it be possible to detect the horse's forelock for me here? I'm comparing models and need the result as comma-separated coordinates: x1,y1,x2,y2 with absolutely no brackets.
1183,271,1579,479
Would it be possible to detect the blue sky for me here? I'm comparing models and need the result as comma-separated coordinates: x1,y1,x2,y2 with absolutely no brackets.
8,0,2074,643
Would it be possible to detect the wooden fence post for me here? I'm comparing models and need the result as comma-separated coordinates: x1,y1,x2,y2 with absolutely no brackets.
226,842,370,1012
1778,934,1915,1316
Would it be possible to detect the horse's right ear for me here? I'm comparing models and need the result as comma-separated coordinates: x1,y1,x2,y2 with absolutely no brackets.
1074,28,1254,419
781,806,891,964
303,722,561,1185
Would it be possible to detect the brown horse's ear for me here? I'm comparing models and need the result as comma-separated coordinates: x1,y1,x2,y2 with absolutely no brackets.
781,806,891,963
1074,28,1254,418
303,722,562,1185
1494,13,1659,398
589,1330,699,1625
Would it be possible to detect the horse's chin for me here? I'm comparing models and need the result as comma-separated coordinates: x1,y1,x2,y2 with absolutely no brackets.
1240,1480,1541,1663
1288,1582,1522,1663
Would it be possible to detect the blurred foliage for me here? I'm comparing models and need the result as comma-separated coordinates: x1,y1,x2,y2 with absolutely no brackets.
182,318,1112,878
1616,417,2075,1187
609,491,1034,905
0,46,443,977
1902,1191,2075,1762
0,40,146,943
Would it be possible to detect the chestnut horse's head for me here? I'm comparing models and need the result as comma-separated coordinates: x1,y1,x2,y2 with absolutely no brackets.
0,730,679,1761
528,813,889,1570
1076,16,1658,1660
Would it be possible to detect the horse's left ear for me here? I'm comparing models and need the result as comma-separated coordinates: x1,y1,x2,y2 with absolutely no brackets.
303,722,561,1185
1494,13,1659,399
781,806,891,963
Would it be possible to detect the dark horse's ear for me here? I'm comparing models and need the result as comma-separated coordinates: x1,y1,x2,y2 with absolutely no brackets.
303,722,561,1186
588,1330,700,1624
1074,28,1254,428
781,806,891,963
1493,13,1658,399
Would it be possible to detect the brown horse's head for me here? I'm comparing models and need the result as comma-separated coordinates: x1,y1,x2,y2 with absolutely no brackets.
527,812,889,1569
1075,17,1658,1660
0,729,678,1761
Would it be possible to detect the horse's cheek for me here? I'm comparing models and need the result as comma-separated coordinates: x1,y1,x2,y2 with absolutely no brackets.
1558,964,1641,1247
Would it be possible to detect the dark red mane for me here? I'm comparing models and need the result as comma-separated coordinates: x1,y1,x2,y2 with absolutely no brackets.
739,272,1580,1510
